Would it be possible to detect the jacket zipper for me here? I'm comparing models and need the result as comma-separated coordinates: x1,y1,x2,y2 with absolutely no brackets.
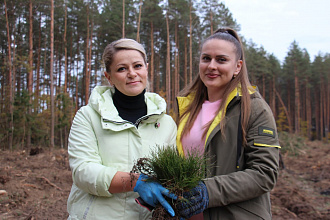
102,114,160,128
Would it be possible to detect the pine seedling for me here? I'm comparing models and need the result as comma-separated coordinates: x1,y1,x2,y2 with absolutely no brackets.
131,145,208,219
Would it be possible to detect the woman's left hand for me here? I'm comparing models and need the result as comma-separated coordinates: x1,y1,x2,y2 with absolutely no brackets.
176,181,209,218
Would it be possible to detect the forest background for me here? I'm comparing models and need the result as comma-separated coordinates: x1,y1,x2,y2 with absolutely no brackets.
1,0,329,150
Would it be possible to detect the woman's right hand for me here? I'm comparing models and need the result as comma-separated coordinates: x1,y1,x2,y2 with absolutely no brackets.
133,174,177,217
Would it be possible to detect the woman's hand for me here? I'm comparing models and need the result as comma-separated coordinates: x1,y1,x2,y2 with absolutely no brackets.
176,181,209,218
134,174,177,217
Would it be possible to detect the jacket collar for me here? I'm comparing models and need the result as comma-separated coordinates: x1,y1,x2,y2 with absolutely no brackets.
88,86,167,125
176,85,256,156
177,85,256,116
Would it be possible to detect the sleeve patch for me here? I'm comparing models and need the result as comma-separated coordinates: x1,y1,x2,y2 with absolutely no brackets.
258,126,275,138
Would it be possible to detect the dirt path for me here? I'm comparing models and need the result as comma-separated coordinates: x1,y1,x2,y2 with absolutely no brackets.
0,141,329,219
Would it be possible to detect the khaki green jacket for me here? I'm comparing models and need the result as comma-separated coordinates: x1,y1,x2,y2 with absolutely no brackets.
176,87,280,220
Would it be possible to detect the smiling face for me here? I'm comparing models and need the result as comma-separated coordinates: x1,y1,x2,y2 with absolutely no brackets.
104,49,148,96
199,39,242,102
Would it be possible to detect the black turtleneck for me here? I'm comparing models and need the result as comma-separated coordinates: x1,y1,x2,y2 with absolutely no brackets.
113,88,147,124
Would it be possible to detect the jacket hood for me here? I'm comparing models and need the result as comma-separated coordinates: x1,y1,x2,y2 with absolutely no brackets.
88,86,167,121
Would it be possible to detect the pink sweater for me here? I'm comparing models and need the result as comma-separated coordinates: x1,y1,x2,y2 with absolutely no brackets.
181,99,221,157
181,99,221,220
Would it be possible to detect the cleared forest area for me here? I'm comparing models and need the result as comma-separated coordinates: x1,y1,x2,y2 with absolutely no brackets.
0,140,329,219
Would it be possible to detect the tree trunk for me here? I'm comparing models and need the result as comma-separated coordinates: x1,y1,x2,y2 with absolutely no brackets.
16,17,22,94
76,65,79,113
156,53,160,92
50,0,55,148
315,89,320,140
321,78,328,141
262,74,265,98
276,89,293,133
184,33,187,87
294,63,300,135
27,0,33,148
166,11,171,111
271,75,276,117
12,36,16,148
75,33,80,113
5,0,13,150
69,32,73,92
174,21,179,99
150,22,154,92
12,35,16,106
64,3,68,93
301,82,306,125
327,79,330,142
36,12,41,112
85,3,90,105
306,79,312,140
94,41,98,86
122,0,125,38
88,7,93,93
43,40,47,97
287,80,292,133
58,42,62,91
136,0,143,42
210,9,213,35
320,79,324,139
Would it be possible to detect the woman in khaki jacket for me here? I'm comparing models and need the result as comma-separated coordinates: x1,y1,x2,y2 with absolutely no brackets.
175,28,280,220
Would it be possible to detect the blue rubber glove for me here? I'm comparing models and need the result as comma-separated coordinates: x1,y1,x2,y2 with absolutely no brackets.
176,181,209,219
134,174,177,217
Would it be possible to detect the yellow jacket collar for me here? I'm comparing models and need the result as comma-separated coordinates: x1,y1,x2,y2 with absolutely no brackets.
176,85,256,156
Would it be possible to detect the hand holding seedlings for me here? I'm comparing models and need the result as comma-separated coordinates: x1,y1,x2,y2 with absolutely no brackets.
131,146,207,219
134,173,177,217
176,181,209,218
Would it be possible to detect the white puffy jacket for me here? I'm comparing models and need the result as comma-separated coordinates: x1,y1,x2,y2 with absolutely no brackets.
67,86,177,220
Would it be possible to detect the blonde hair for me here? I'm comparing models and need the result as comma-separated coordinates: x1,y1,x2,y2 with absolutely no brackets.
102,38,147,73
177,27,251,145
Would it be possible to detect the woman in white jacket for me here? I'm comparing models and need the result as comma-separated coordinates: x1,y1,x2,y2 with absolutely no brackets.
67,38,177,220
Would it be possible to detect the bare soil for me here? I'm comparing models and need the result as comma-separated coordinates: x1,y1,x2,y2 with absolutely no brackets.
0,140,329,220
271,141,330,220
